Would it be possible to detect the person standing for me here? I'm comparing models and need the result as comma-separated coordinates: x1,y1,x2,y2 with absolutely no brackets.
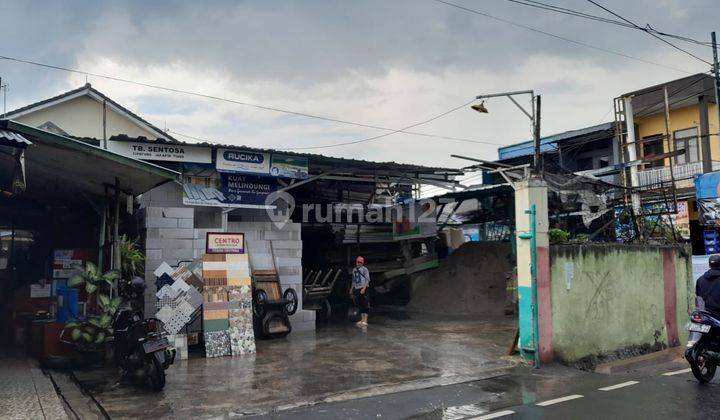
350,256,370,327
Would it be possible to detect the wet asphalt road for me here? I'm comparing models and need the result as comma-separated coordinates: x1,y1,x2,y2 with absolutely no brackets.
254,364,720,420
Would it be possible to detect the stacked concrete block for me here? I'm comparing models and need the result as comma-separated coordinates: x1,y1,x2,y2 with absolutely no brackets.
227,219,315,332
141,206,195,317
138,182,184,208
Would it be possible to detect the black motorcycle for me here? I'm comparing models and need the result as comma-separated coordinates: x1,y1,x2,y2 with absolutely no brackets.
685,309,720,383
112,308,175,391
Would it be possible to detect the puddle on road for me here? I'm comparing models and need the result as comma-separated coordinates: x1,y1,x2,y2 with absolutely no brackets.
407,403,488,420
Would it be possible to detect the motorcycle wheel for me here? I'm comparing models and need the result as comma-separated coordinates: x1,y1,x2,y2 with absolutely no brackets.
688,342,717,383
147,357,166,391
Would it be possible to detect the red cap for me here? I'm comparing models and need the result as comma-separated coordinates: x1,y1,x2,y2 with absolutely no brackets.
356,256,365,264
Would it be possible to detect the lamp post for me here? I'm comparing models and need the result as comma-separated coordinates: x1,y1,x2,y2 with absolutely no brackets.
471,90,541,172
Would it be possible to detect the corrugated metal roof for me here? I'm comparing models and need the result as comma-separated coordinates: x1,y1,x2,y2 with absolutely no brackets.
0,128,32,148
109,134,463,176
0,120,179,198
497,122,615,160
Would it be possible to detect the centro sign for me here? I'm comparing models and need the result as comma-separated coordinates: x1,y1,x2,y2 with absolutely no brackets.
206,232,245,254
216,148,270,174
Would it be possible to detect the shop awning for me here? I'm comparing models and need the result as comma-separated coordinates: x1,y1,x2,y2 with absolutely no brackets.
0,120,179,200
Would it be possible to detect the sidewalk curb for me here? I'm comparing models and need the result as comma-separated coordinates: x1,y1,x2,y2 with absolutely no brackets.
595,347,684,374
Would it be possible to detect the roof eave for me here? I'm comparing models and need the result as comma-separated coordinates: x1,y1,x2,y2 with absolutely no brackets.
2,119,180,180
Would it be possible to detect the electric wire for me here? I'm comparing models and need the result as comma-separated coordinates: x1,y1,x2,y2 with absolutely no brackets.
169,98,492,151
282,99,477,150
430,0,700,74
585,0,713,66
0,54,498,147
633,75,710,118
500,0,713,47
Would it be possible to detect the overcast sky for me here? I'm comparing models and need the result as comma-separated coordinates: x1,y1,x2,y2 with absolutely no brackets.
0,0,716,177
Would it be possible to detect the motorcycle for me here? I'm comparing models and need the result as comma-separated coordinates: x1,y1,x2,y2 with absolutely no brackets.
112,308,176,391
685,309,720,383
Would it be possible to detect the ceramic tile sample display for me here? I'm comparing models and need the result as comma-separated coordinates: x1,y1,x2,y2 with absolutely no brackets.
154,261,204,345
228,285,256,355
204,330,231,358
202,252,255,357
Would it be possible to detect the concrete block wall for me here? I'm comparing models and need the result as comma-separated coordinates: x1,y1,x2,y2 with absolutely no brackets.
138,181,184,208
141,205,195,317
227,218,315,332
139,183,314,331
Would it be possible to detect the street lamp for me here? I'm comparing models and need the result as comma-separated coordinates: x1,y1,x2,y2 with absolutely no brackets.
471,90,542,171
470,101,488,114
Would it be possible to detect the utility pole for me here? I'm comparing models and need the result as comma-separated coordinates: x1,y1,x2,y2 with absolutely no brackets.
712,32,720,141
0,78,7,118
534,95,542,174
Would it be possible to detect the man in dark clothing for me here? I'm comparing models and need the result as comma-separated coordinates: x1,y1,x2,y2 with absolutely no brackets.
696,254,720,316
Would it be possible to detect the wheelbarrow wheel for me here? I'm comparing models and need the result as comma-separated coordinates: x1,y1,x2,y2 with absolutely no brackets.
319,299,332,321
283,288,298,316
253,290,268,319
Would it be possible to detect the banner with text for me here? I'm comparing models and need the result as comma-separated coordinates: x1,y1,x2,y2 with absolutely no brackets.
270,154,309,179
107,141,211,163
220,173,277,207
206,232,245,254
216,148,270,174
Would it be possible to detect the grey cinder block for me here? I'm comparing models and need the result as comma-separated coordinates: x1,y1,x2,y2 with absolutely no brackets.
157,228,195,239
146,217,178,228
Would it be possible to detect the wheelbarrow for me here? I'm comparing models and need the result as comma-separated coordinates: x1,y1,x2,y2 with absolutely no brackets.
302,268,342,321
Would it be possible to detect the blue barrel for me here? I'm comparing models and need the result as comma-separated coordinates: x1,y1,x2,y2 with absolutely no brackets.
56,287,79,323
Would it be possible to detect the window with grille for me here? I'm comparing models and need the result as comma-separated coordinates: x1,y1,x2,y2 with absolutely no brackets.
674,127,699,164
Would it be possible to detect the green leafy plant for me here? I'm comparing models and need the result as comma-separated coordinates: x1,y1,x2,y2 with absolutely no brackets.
120,235,145,279
64,263,122,350
549,228,571,244
67,262,120,295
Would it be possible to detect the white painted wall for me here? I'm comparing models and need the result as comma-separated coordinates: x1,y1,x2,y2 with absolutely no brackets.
14,95,161,140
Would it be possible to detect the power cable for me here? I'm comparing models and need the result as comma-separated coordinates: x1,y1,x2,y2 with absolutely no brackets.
430,0,700,74
500,0,713,47
283,99,477,150
585,0,713,66
633,75,710,119
170,99,482,150
0,54,497,147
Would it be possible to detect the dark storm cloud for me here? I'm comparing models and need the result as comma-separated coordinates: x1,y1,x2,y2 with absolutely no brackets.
0,0,717,166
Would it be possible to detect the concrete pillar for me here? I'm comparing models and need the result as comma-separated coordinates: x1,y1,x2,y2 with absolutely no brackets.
514,177,551,364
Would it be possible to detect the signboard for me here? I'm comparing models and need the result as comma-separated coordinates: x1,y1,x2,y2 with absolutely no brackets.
220,173,276,206
216,148,270,174
392,201,437,240
206,232,245,254
181,174,277,209
615,201,690,241
107,141,211,163
30,284,52,298
270,154,309,179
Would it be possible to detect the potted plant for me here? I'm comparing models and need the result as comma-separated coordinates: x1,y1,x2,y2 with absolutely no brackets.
63,262,122,368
